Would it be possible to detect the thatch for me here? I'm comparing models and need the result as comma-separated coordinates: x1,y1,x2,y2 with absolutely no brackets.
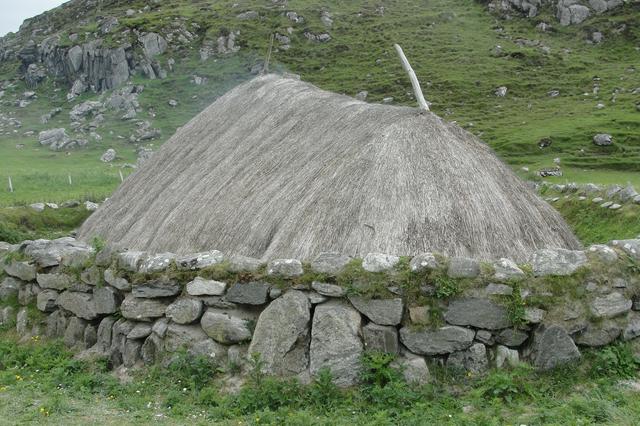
79,74,581,262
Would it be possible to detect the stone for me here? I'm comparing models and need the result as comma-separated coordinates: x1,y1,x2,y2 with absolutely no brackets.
123,339,142,367
117,251,148,272
355,91,368,101
269,288,282,299
524,307,546,324
1,306,16,326
176,250,224,270
227,254,262,272
447,343,488,374
408,306,431,325
409,253,439,272
30,203,45,212
311,281,345,297
591,292,632,318
532,325,581,371
310,301,363,387
168,99,178,107
593,133,613,146
186,277,227,296
306,292,327,304
201,309,253,344
362,323,399,354
84,325,97,348
623,314,640,341
80,265,101,286
618,185,638,202
530,248,588,276
45,310,68,338
16,308,29,336
141,334,163,365
610,240,640,260
140,32,168,58
447,257,480,278
225,281,270,305
267,259,303,277
495,345,520,369
444,298,510,330
3,260,36,281
348,296,403,326
311,252,351,274
237,10,259,20
38,128,71,151
21,239,93,268
36,272,73,290
127,322,153,340
64,317,87,348
485,283,513,296
132,277,181,298
573,323,621,347
495,86,508,97
475,330,494,345
36,290,59,312
166,298,204,324
164,323,209,352
394,352,430,385
248,291,311,375
0,277,20,301
188,339,228,362
493,258,525,281
587,244,618,264
496,328,528,347
362,253,400,272
94,286,120,315
100,149,116,162
57,291,98,320
103,269,131,291
120,295,169,321
18,283,39,305
140,253,176,273
399,326,475,355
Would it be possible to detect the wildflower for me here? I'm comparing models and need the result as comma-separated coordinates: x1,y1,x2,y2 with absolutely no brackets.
15,375,23,381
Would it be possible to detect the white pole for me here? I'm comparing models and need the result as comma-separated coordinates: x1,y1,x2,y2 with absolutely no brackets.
119,170,124,182
68,174,72,185
8,176,13,193
394,44,429,112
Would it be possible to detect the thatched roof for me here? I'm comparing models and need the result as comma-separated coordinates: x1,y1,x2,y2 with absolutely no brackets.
79,74,580,261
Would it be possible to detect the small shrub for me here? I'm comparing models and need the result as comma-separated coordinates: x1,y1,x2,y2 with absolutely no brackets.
165,349,221,391
433,275,459,299
308,368,342,410
360,351,401,387
480,365,535,403
591,344,640,379
505,285,526,327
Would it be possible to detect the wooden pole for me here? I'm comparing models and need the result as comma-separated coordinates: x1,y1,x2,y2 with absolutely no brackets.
8,176,13,193
119,170,124,183
394,44,429,112
263,34,275,74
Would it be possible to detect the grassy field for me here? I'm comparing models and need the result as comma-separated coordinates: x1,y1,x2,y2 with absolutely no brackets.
0,0,638,205
1,328,640,425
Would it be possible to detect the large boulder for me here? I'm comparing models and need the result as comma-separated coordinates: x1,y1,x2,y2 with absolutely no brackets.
310,301,363,386
164,323,208,352
38,128,71,151
248,290,311,375
399,326,475,355
139,32,168,58
444,298,510,330
348,296,403,326
531,325,581,370
530,248,588,276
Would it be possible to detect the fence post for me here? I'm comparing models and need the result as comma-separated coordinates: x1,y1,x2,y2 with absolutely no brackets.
68,174,72,185
119,170,124,183
8,176,13,193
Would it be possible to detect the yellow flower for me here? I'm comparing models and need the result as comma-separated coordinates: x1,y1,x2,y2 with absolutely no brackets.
15,375,23,381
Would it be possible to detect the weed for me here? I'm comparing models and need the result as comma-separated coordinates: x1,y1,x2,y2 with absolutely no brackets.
591,343,640,379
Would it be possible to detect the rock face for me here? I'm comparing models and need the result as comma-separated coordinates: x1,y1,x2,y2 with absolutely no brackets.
399,326,475,355
531,249,587,276
532,325,581,370
348,296,403,326
444,298,510,330
140,33,168,58
310,301,363,386
248,291,311,375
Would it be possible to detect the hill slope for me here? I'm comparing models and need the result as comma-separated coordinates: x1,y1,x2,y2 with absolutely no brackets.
0,0,639,205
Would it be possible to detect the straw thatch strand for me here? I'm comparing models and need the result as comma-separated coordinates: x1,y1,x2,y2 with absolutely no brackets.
79,74,581,261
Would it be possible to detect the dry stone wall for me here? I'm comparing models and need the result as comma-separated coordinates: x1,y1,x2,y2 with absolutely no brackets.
1,237,640,386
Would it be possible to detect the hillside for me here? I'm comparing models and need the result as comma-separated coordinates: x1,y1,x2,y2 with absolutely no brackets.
0,0,639,205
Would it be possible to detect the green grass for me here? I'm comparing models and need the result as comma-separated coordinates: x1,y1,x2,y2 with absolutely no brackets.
0,0,638,205
1,330,640,425
0,206,91,243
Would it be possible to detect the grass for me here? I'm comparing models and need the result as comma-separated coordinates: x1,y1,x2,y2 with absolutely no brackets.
0,205,91,243
0,0,638,205
1,329,640,425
